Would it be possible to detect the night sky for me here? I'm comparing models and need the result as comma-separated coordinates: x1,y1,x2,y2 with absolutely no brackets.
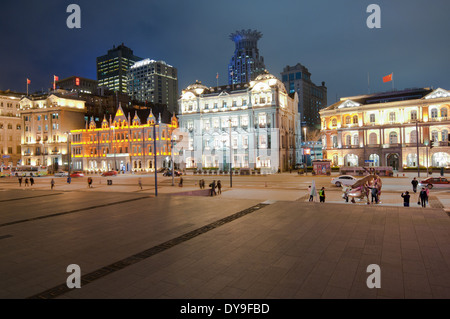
1,0,450,104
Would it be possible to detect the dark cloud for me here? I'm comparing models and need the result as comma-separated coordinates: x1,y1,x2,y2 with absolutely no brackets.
1,0,449,104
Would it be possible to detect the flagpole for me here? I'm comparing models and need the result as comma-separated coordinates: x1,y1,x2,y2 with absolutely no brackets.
368,72,370,94
26,79,29,96
392,72,394,91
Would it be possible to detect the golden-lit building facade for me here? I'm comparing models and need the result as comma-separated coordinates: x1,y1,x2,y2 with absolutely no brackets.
320,88,450,170
70,105,178,172
19,93,86,170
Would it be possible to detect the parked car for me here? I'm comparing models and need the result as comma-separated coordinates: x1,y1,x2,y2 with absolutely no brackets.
418,177,450,189
101,170,118,177
70,171,84,178
331,175,358,187
54,171,68,177
163,169,182,177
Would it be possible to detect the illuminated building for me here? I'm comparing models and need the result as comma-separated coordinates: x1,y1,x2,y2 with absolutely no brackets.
281,63,327,129
127,59,178,114
320,87,450,170
70,105,178,173
56,76,98,94
177,72,302,173
19,93,86,170
228,29,266,85
97,43,142,94
0,90,23,166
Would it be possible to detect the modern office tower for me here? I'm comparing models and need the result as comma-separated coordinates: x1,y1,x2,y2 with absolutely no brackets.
228,29,266,85
281,63,327,129
0,90,23,166
19,93,86,171
320,87,450,170
178,72,302,172
127,59,178,114
97,43,142,94
56,76,98,94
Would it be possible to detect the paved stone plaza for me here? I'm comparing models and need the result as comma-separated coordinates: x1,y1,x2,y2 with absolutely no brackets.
1,173,450,299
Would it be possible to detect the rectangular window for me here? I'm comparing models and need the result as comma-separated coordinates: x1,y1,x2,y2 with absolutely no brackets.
242,99,247,106
295,72,302,80
289,73,294,81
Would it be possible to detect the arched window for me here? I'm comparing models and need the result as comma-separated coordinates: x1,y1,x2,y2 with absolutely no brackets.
441,107,448,118
353,134,359,145
332,154,339,166
345,116,351,125
389,112,396,122
346,135,351,146
410,130,417,143
369,132,378,145
442,130,448,142
369,154,380,167
431,108,438,118
332,118,337,127
431,130,439,142
332,136,338,147
389,132,398,144
432,152,450,167
352,115,358,124
344,154,358,167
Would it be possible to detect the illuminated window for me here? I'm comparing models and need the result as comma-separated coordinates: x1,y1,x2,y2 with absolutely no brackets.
370,114,376,123
332,119,337,127
410,110,417,120
389,132,398,144
389,112,396,122
345,116,351,125
431,108,438,118
352,115,358,124
441,108,448,118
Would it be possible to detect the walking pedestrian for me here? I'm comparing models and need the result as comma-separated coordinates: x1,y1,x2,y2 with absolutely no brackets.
217,180,222,195
319,187,325,202
307,186,313,201
401,191,410,207
419,187,428,208
209,180,216,196
18,176,22,186
24,177,29,187
138,178,142,190
51,178,55,190
411,177,418,193
30,177,34,187
87,177,93,188
179,176,183,187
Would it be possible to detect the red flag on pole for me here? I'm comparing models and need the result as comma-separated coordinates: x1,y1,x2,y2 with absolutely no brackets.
54,75,59,81
216,73,219,79
383,73,393,83
27,78,31,84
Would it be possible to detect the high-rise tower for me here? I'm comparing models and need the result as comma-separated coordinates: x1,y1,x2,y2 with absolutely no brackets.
228,29,266,85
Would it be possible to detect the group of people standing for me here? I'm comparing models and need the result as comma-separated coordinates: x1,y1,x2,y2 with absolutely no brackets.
17,176,34,187
401,177,429,208
307,186,326,202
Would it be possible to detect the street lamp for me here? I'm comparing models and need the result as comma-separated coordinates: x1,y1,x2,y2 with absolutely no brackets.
229,118,232,188
65,131,71,176
170,134,177,186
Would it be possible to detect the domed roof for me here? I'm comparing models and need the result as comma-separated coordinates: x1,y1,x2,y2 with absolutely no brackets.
254,71,278,81
186,80,209,91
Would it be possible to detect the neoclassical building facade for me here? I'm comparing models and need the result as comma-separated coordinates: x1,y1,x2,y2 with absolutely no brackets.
320,88,450,170
177,72,302,173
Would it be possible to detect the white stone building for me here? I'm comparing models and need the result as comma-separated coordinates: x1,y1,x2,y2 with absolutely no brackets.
177,72,302,173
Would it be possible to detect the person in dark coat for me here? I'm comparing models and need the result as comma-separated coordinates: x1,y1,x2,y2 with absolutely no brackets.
30,177,34,186
18,176,22,186
209,180,216,196
401,191,410,207
411,178,419,193
419,187,428,208
217,180,222,194
24,177,29,187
